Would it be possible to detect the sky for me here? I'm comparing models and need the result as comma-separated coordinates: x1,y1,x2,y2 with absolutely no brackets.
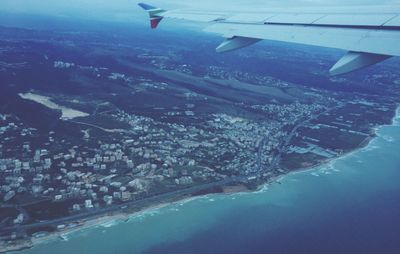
1,0,400,22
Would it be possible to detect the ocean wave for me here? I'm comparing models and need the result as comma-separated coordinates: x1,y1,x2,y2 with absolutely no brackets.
252,184,269,194
393,107,400,126
321,161,336,171
176,196,203,206
362,144,381,152
381,135,395,142
100,220,119,228
124,207,166,223
59,234,69,241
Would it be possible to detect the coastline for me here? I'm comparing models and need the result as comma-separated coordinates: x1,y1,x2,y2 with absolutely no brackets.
269,105,399,184
3,105,399,254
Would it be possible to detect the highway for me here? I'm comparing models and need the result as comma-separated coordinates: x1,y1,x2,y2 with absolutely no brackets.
0,176,241,234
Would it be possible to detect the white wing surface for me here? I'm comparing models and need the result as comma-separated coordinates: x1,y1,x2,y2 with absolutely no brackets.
138,3,400,75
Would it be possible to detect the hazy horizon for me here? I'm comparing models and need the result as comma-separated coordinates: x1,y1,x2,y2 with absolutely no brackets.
1,0,400,23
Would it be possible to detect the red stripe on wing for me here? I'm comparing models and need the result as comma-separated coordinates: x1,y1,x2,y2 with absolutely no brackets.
150,17,163,29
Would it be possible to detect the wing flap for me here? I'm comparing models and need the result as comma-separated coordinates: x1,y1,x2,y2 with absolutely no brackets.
313,14,397,26
161,10,227,22
225,14,274,23
265,14,325,24
384,15,400,26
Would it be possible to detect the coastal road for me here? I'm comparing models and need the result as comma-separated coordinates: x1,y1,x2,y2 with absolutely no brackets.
0,176,242,234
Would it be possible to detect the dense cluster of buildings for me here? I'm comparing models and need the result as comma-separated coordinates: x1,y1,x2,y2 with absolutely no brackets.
0,56,341,228
0,95,325,222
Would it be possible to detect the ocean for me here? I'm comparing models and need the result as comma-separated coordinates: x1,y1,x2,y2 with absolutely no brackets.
18,108,400,254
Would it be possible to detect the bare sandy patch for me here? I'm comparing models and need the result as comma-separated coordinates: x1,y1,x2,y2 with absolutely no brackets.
19,92,89,120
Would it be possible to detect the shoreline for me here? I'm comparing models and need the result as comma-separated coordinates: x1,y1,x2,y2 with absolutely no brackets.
3,105,399,254
269,105,399,183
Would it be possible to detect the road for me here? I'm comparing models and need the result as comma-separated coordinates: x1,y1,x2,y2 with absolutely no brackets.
66,120,128,133
257,103,345,173
0,176,242,234
2,104,344,235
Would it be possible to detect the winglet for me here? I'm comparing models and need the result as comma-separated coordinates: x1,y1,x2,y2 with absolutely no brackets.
138,3,157,10
138,3,166,29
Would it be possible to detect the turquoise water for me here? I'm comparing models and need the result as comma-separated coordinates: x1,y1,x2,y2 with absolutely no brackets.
19,108,400,254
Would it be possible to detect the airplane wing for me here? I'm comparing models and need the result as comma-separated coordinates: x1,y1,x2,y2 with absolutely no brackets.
138,3,400,75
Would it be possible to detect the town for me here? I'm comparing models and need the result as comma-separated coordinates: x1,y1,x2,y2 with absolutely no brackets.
1,24,400,252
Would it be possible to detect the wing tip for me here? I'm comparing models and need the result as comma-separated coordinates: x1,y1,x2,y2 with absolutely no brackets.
138,3,165,29
138,3,157,11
